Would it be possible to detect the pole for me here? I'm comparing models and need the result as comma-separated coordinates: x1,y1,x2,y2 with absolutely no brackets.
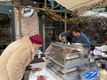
64,13,67,31
44,0,47,7
18,8,22,38
42,15,45,51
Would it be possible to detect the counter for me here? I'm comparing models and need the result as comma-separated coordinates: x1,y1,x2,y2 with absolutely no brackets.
29,62,63,80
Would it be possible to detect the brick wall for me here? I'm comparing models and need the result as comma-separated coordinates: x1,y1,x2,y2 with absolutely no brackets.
14,7,39,39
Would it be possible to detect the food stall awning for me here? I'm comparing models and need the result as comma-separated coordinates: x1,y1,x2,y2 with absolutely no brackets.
55,0,105,13
0,0,13,1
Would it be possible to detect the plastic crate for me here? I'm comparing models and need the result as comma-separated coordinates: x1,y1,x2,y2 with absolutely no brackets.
80,67,99,80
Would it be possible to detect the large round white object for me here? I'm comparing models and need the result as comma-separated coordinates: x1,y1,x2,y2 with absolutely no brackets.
21,6,34,17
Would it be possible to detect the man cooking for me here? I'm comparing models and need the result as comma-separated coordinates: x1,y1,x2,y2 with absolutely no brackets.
59,26,91,49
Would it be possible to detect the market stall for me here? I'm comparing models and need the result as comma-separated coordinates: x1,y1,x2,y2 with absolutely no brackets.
29,42,99,80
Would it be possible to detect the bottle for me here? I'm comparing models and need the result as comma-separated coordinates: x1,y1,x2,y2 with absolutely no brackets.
67,42,70,45
38,50,43,58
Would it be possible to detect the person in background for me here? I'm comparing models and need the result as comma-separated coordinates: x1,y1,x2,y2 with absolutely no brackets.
0,34,43,80
59,26,91,48
59,30,72,44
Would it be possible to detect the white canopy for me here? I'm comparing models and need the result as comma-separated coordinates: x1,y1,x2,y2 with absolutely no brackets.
0,0,12,1
55,0,104,12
